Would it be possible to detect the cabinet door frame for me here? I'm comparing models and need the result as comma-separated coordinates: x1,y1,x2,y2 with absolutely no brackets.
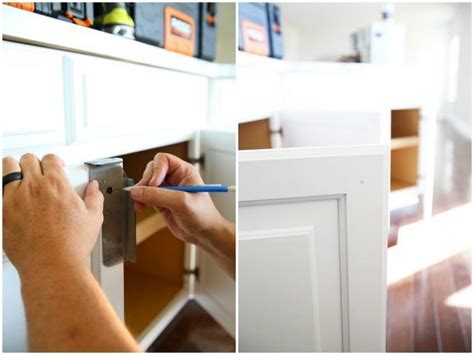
239,145,389,352
194,129,236,337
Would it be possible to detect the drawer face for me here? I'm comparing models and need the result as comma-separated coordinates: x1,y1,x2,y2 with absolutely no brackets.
2,42,66,152
73,55,208,141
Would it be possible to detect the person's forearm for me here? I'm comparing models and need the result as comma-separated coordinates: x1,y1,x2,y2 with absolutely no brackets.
199,219,236,279
20,264,140,352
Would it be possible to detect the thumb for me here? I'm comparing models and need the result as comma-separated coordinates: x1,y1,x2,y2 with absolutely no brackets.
84,180,104,213
130,186,184,211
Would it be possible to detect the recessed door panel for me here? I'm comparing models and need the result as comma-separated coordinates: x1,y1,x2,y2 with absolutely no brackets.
239,197,344,352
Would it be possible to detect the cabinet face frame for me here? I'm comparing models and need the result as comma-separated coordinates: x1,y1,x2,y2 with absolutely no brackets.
194,130,236,337
239,145,389,352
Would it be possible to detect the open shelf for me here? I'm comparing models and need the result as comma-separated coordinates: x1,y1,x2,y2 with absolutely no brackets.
124,228,185,337
390,108,420,196
391,178,416,191
390,145,418,192
238,118,272,150
390,136,419,150
2,5,234,79
119,141,189,339
391,108,420,138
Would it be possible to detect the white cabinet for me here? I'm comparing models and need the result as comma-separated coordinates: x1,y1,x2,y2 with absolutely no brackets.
275,109,390,148
239,146,389,352
71,54,208,142
1,42,66,150
195,130,236,335
2,131,236,352
2,28,235,350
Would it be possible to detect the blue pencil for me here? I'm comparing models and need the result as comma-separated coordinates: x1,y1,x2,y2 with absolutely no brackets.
123,184,235,193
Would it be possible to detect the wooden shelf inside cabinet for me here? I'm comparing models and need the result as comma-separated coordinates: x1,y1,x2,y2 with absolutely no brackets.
125,268,182,337
390,136,419,150
136,207,167,245
391,178,416,192
238,118,272,150
125,227,185,338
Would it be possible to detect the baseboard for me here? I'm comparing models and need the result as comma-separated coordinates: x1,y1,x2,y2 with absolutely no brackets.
447,116,472,141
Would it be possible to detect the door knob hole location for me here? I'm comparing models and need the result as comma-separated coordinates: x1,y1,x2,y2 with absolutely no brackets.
106,187,113,194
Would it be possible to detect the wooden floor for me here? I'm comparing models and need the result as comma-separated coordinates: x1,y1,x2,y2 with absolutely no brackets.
147,300,235,352
386,122,472,352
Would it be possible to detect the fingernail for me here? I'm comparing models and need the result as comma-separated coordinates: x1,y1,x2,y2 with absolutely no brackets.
131,187,142,198
92,180,99,189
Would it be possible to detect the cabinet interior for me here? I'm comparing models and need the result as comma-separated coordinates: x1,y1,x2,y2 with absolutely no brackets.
390,109,420,191
238,118,272,150
119,142,188,338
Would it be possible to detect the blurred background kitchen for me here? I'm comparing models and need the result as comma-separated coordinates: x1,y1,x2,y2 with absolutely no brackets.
238,2,471,352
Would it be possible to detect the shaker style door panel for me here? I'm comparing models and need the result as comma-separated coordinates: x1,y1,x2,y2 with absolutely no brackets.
240,197,344,352
239,146,389,352
1,41,66,152
72,54,208,142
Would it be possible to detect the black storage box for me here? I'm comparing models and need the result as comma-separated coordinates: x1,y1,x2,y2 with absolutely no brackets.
35,3,93,27
198,3,217,61
134,3,200,57
266,3,283,59
238,3,270,57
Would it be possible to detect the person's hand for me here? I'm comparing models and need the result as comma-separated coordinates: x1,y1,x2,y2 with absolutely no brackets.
131,153,228,245
2,154,104,277
130,153,235,278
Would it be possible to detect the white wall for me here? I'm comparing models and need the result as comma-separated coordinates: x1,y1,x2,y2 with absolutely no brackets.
279,3,470,125
442,4,472,140
280,3,457,63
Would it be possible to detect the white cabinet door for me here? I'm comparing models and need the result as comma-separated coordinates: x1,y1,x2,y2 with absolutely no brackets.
239,146,389,352
1,41,66,151
275,109,390,148
2,164,124,351
194,129,236,337
71,54,208,142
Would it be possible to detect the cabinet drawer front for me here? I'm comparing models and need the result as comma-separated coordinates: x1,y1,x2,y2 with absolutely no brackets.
2,41,66,152
73,55,208,141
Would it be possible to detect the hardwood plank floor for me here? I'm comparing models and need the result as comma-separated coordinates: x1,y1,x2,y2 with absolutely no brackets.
386,122,472,352
413,270,438,352
147,300,235,352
